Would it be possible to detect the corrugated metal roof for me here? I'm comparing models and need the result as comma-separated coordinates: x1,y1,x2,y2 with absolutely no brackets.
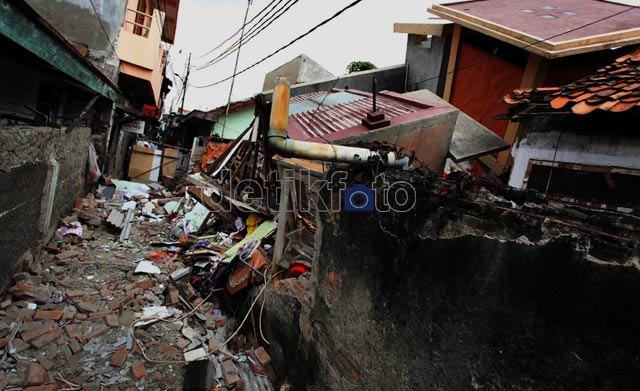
287,90,428,141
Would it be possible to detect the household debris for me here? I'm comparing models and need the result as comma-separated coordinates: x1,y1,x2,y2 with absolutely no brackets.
0,176,307,390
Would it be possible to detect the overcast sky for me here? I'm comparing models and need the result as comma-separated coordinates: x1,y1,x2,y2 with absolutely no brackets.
165,0,435,112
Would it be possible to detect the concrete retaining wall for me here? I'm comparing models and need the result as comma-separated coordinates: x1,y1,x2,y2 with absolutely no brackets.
0,125,91,293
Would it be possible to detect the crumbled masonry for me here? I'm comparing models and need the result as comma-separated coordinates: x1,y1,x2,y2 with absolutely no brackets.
0,184,291,390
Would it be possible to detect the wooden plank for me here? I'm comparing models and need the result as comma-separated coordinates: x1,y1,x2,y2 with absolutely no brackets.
273,170,293,269
497,53,550,168
478,155,507,175
443,24,462,102
162,147,180,177
65,95,100,134
393,22,450,37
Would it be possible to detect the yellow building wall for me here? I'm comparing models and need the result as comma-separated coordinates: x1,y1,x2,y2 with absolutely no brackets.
116,0,166,105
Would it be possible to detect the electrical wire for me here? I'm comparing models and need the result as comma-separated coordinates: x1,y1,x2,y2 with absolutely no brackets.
88,0,118,55
130,270,284,364
194,0,281,60
544,130,564,194
194,0,302,71
190,0,366,89
193,0,295,70
407,6,637,90
222,0,254,138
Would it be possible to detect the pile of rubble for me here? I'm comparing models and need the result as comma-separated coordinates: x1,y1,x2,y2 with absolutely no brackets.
0,179,309,390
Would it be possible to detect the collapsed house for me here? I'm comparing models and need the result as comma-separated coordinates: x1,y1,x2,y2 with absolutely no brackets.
503,47,640,212
1,1,640,391
395,0,640,175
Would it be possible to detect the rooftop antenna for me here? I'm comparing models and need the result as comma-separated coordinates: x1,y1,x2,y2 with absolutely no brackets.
372,77,377,112
362,77,389,130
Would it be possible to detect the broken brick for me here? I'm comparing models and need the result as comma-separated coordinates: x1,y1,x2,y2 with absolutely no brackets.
69,338,82,354
254,346,272,366
64,324,81,339
62,345,73,361
168,289,180,305
105,315,120,328
55,250,80,260
26,362,45,386
37,355,54,371
82,383,100,391
62,306,76,320
221,359,241,385
0,299,11,309
76,302,98,314
159,343,178,356
21,324,56,342
135,277,153,290
65,290,85,299
12,338,30,353
110,348,128,367
88,325,109,339
131,361,148,380
34,310,63,321
30,329,62,349
175,338,190,351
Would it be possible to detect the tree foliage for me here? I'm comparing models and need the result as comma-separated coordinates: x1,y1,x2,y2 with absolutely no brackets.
346,61,377,73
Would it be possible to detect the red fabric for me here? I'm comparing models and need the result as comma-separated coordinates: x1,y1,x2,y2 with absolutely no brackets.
142,104,159,119
450,42,524,138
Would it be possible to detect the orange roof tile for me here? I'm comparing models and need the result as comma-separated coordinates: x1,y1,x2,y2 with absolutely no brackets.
504,47,640,115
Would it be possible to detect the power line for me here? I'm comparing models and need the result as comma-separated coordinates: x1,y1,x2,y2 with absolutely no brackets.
222,0,253,138
191,0,366,89
194,0,294,70
407,6,636,89
179,53,192,118
88,0,118,55
194,0,280,60
194,0,301,71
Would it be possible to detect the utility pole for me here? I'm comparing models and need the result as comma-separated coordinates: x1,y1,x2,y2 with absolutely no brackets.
179,53,191,121
221,0,252,139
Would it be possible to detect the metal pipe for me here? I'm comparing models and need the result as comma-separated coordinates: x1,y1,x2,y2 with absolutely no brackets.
267,77,409,167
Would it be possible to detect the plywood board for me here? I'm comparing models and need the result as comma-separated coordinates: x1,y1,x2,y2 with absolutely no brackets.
129,145,162,181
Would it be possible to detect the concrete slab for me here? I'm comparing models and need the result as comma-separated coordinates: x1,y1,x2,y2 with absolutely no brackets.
403,89,509,162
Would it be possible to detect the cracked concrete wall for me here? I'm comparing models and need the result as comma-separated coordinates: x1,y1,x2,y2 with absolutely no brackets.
305,213,640,390
405,33,451,96
255,170,640,390
25,0,126,81
0,126,91,294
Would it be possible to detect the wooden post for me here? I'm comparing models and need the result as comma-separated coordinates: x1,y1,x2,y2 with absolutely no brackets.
443,24,462,102
496,53,550,169
273,169,294,271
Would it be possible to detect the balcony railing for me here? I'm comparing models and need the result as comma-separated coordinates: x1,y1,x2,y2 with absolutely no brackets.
124,8,153,38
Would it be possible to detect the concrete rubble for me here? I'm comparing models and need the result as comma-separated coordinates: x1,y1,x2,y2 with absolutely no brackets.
0,179,298,390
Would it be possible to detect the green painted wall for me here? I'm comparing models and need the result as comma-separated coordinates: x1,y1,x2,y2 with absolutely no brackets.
212,106,255,140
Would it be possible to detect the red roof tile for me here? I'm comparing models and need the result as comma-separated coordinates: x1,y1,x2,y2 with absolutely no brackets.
505,47,640,115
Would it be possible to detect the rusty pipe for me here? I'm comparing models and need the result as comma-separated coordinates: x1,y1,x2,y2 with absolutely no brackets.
268,78,409,167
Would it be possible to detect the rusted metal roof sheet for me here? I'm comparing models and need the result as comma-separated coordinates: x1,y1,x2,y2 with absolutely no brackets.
287,90,429,141
504,47,640,115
